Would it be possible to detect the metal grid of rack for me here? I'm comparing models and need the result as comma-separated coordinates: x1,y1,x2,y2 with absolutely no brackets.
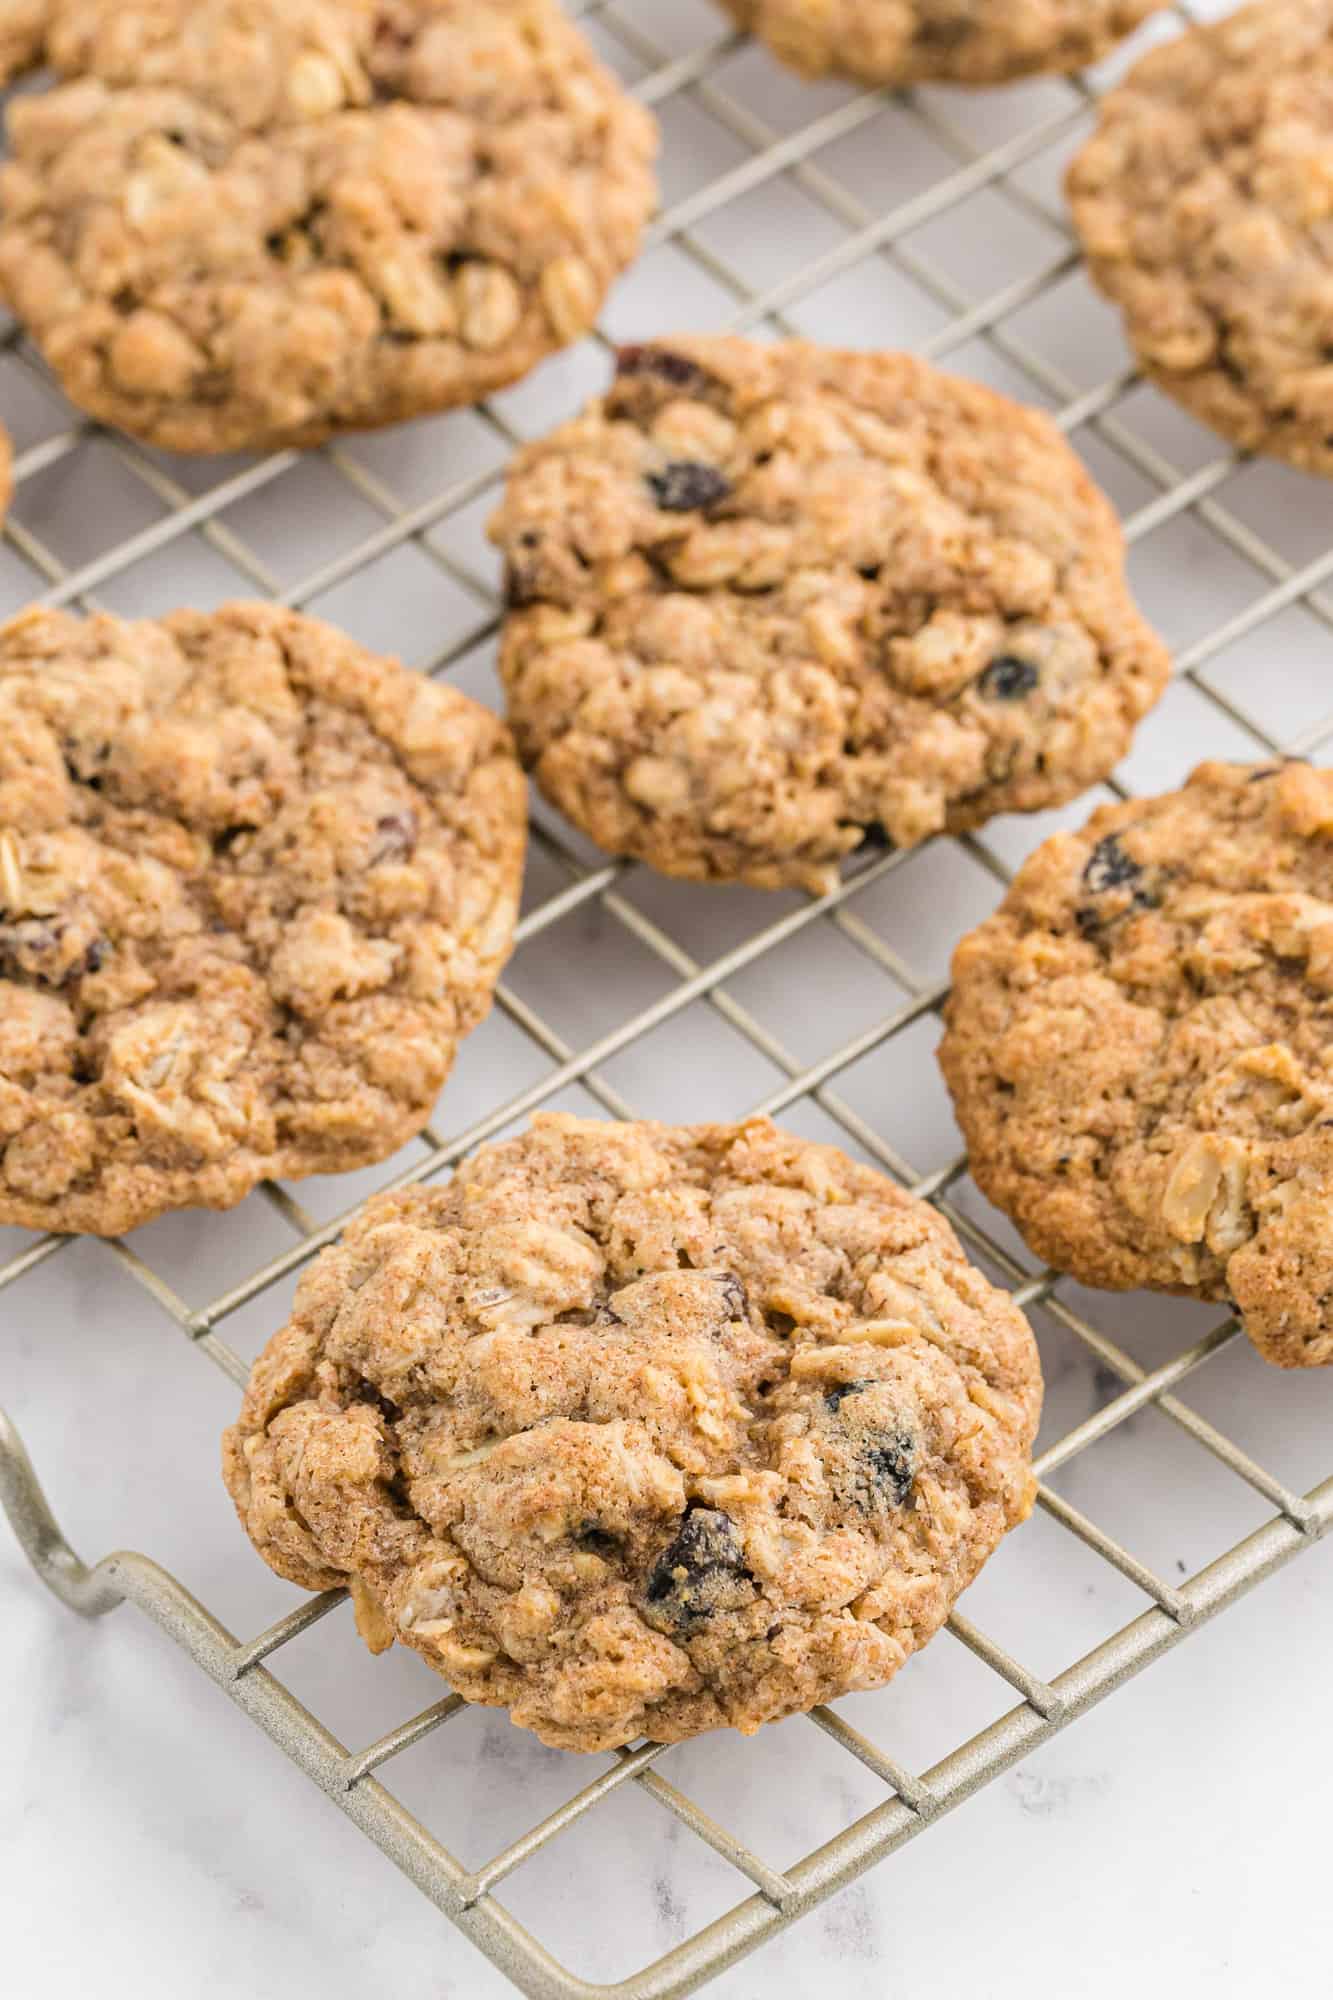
2,2,1332,1994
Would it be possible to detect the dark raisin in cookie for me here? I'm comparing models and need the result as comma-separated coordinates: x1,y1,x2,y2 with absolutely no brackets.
489,336,1170,892
224,1113,1042,1750
941,760,1333,1367
0,601,525,1234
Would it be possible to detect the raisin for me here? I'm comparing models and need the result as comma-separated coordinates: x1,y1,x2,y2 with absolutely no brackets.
824,1382,918,1514
353,1378,401,1422
978,654,1039,701
370,808,418,865
645,1505,751,1629
647,462,732,513
576,1523,621,1558
63,743,109,787
1076,832,1164,936
616,345,710,391
1082,833,1141,896
862,1430,918,1511
81,938,107,976
824,1378,873,1413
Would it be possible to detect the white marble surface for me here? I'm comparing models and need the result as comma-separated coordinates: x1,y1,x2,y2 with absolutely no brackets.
4,1,1333,1994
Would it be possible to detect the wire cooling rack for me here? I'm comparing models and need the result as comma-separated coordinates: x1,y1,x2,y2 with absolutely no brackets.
3,3,1333,1995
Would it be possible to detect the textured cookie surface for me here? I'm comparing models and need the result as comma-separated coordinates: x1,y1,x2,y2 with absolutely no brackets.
43,0,380,127
941,761,1333,1368
0,0,657,452
0,0,49,83
224,1113,1041,1751
719,0,1163,85
0,602,525,1234
1068,0,1333,475
489,337,1169,891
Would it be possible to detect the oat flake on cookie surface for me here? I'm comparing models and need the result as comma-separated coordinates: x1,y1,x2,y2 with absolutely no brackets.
224,1113,1041,1752
0,601,525,1236
489,336,1170,892
718,0,1164,87
0,0,657,452
941,761,1333,1369
1068,0,1333,477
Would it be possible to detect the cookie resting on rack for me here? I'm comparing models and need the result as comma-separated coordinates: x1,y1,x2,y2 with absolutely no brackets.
0,0,657,453
941,760,1333,1369
717,0,1164,86
488,336,1170,892
1068,0,1333,477
0,602,525,1236
224,1112,1042,1752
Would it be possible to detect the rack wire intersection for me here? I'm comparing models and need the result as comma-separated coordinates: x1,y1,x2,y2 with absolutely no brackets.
2,4,1332,1995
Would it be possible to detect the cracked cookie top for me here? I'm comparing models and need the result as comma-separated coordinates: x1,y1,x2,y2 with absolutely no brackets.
0,602,525,1235
224,1112,1041,1752
1068,0,1333,476
0,0,657,452
941,760,1333,1368
488,337,1170,892
718,0,1163,87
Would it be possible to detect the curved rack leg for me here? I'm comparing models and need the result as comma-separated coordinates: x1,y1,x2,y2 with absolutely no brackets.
0,1404,125,1619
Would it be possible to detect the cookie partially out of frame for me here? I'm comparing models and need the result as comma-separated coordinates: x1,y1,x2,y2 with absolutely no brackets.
0,0,657,452
0,602,525,1235
941,760,1333,1369
224,1113,1041,1752
718,0,1164,86
1068,0,1333,476
489,336,1170,892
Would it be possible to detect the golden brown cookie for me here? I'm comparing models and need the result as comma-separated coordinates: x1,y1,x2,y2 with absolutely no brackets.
941,760,1333,1368
719,0,1164,86
224,1113,1042,1751
0,0,657,452
489,337,1170,893
1068,0,1333,476
0,602,525,1235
